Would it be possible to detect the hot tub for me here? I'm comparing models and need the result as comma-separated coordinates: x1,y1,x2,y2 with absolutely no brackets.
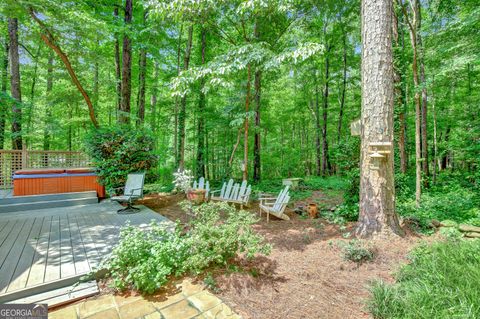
13,168,105,197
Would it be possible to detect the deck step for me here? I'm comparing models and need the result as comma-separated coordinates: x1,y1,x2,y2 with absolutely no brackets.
0,191,97,205
0,192,99,213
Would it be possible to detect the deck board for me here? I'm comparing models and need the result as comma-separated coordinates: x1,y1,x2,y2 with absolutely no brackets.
0,201,173,305
7,217,45,292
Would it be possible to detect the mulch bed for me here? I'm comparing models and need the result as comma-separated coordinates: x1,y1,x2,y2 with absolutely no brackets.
143,192,423,319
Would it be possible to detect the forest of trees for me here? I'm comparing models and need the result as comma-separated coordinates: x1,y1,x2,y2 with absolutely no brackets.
0,0,478,195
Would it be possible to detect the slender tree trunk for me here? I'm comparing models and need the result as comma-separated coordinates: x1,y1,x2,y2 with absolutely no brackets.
253,69,262,182
177,25,193,170
356,0,404,237
243,64,252,181
0,32,7,149
114,6,122,117
25,44,41,148
314,73,321,176
196,27,207,178
30,10,99,128
119,0,132,124
321,43,331,176
136,46,147,126
337,32,347,142
432,77,438,184
393,6,408,173
253,21,262,182
150,60,158,132
402,0,422,206
173,24,183,165
8,18,22,150
43,54,54,150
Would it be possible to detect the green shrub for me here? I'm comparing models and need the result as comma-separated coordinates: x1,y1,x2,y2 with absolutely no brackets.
341,239,375,264
368,239,480,319
397,187,480,230
101,202,270,294
84,125,158,193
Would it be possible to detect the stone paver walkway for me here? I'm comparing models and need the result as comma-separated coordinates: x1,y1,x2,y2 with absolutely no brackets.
49,279,240,319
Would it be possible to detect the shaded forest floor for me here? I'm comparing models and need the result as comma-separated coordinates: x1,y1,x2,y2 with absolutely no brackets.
140,191,423,319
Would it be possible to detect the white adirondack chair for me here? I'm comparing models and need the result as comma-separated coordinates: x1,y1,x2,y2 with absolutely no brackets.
192,177,210,197
210,179,251,208
259,186,290,222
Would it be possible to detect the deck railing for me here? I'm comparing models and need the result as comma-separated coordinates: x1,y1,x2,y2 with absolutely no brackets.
0,149,92,189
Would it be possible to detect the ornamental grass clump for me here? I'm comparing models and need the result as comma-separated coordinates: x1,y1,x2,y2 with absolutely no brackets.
101,202,271,294
368,239,480,319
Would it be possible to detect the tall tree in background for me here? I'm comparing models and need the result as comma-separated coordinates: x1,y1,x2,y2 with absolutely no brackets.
196,26,207,178
114,5,122,116
177,25,193,170
356,0,403,237
8,18,22,150
43,54,54,150
252,22,262,182
0,29,8,149
120,0,133,124
402,0,422,207
321,22,331,176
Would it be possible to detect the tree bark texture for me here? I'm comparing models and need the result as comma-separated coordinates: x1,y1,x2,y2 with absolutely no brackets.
119,0,132,124
150,60,158,132
253,20,262,182
356,0,403,237
8,18,22,150
136,46,147,126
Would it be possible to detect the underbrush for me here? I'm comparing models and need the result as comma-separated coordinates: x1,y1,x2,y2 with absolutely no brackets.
368,239,480,319
101,202,271,294
252,175,347,201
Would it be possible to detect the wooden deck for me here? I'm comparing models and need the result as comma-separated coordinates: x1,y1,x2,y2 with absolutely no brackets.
0,201,173,304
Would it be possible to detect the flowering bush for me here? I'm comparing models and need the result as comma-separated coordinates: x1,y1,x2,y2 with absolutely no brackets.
173,169,193,193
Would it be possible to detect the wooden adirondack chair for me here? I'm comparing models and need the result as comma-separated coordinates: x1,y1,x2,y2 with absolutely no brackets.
192,177,210,197
259,186,290,222
210,179,252,208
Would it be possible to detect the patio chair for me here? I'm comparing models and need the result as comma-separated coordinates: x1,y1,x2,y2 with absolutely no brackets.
111,172,145,214
210,179,251,208
259,185,290,222
192,177,210,197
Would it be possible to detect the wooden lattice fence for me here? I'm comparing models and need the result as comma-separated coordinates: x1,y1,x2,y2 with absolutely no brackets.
0,150,92,189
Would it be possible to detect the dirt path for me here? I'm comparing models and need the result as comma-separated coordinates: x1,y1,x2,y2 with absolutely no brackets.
143,192,422,319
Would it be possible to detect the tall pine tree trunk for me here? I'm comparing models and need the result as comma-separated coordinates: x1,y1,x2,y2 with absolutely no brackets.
119,0,132,124
196,27,207,178
356,0,403,237
8,18,22,150
314,72,321,176
177,25,193,171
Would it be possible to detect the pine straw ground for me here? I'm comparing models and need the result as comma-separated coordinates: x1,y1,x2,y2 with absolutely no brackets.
141,192,423,319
